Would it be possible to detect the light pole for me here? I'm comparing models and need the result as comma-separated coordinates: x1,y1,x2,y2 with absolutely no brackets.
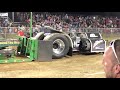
12,12,14,22
30,12,33,38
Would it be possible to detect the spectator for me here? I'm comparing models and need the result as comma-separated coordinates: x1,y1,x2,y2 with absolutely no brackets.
102,39,120,78
17,28,24,36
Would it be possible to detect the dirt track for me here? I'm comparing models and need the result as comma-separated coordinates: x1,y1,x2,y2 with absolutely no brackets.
0,33,118,78
0,53,105,78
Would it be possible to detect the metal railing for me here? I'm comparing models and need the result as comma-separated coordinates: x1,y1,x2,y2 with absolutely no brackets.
0,27,120,33
64,28,120,33
0,27,120,38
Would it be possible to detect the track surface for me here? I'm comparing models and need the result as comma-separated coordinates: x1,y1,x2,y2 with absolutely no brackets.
0,33,119,78
0,53,105,78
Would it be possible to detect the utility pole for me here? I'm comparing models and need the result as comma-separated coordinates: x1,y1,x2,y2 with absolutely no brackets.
12,12,14,22
30,12,32,38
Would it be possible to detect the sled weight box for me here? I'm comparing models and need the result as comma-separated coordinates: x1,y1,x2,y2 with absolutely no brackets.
37,40,53,61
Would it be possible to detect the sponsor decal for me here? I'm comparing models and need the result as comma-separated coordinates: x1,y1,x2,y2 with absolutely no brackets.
90,39,105,52
0,40,20,45
93,40,103,48
90,33,98,38
95,46,104,49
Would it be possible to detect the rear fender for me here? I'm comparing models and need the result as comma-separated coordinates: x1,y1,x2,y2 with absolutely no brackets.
63,33,73,56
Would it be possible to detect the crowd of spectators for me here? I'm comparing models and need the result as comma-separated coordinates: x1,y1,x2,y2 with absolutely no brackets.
12,12,120,32
14,12,120,27
1,12,120,33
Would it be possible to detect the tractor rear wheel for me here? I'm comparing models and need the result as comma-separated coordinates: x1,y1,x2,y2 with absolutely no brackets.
44,33,70,59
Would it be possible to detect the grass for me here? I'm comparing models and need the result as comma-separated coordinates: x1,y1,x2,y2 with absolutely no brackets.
0,34,18,39
5,34,18,39
102,33,120,46
102,33,120,41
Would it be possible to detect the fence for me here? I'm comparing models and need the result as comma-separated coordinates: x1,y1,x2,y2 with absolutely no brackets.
0,27,120,39
0,27,30,39
0,27,120,34
68,28,120,33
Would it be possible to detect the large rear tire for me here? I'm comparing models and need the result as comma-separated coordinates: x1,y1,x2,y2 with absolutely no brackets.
44,33,70,59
